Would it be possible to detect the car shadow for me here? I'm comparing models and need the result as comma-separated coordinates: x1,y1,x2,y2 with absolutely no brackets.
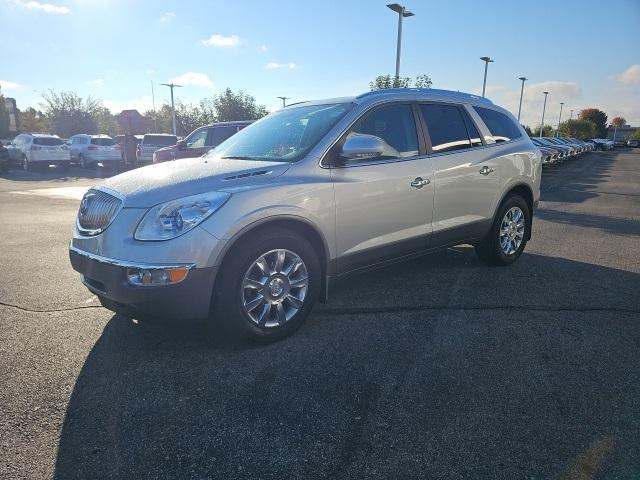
0,165,120,182
536,208,640,238
54,250,640,479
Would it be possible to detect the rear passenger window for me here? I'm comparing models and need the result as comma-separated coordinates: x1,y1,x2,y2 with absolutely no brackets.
420,104,473,153
209,126,238,146
349,104,419,161
473,106,522,143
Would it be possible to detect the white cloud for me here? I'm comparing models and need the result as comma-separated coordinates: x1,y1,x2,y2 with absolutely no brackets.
259,44,268,53
200,34,241,47
159,11,175,23
0,80,22,90
611,64,640,85
14,0,70,14
265,62,297,70
169,72,214,88
85,78,103,87
103,96,155,115
146,69,155,75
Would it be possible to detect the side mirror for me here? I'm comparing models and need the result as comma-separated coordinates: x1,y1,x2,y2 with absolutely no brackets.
176,139,186,150
339,133,385,161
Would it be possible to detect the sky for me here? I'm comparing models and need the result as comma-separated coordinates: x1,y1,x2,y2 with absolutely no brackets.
1,0,639,129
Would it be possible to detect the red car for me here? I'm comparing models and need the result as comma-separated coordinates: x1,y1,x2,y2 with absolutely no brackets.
153,121,253,163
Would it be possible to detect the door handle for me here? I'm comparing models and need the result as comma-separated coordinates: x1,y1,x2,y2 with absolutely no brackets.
410,177,430,189
479,166,494,175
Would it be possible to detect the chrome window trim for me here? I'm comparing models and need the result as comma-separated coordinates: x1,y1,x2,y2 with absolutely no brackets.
69,244,196,270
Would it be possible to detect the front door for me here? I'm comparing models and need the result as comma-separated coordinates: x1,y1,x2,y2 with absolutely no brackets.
331,103,435,273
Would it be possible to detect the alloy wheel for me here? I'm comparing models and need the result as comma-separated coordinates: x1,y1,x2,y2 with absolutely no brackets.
499,206,525,255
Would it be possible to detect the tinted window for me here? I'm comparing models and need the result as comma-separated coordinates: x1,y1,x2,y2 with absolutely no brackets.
461,108,483,147
420,104,472,153
209,126,238,146
185,128,208,148
474,106,522,143
143,135,178,146
91,138,115,146
349,104,419,161
33,137,64,146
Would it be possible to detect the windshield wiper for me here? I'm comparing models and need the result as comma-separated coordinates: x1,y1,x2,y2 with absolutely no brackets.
220,155,261,160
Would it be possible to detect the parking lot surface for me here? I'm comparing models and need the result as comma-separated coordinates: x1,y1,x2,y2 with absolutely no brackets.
1,150,639,479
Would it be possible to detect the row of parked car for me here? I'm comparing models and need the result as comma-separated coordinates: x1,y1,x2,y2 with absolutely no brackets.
0,121,254,171
530,137,597,165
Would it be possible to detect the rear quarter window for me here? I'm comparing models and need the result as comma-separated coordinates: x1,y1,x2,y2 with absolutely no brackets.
473,106,522,143
91,138,115,146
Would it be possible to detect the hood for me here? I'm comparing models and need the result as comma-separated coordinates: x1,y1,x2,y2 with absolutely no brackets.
99,155,292,208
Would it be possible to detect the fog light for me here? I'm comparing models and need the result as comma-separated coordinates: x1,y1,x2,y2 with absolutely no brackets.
126,267,189,286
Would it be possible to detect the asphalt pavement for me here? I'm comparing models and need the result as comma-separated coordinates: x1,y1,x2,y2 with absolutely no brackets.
1,151,639,479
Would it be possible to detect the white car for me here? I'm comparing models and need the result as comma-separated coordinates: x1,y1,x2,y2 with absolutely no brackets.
11,133,70,170
69,134,121,168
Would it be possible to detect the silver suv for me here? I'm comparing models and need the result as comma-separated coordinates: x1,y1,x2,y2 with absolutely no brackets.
69,89,541,342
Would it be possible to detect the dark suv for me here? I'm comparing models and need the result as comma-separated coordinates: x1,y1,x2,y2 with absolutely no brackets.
153,121,252,163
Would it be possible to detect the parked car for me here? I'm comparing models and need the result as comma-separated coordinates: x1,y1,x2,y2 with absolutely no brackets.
69,134,121,169
153,121,253,163
533,137,571,160
69,88,541,342
627,139,639,148
11,133,70,170
544,137,578,157
530,138,562,164
136,134,178,164
0,143,10,172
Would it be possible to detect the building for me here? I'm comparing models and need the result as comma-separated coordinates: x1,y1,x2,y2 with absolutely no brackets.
607,124,638,142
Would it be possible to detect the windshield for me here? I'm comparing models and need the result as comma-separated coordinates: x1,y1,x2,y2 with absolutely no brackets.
91,138,115,146
33,137,63,146
208,102,353,162
144,135,177,146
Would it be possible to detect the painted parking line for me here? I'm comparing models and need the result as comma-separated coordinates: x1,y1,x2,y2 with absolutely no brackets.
9,186,89,200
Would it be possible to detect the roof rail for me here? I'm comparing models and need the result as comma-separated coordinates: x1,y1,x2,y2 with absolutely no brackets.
356,88,493,104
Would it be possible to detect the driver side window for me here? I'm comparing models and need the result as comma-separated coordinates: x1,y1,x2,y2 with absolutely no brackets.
348,103,419,162
186,128,208,148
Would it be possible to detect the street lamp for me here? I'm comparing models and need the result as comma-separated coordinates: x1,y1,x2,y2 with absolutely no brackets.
161,83,183,135
517,76,527,121
570,109,574,121
387,3,414,81
277,96,290,108
556,102,564,137
539,91,549,138
480,56,494,97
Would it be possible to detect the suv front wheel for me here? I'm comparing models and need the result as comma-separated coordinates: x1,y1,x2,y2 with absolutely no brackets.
475,194,530,266
212,228,321,343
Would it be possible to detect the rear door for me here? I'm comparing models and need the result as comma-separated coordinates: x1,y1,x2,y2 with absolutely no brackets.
176,128,209,159
331,102,435,273
419,102,499,246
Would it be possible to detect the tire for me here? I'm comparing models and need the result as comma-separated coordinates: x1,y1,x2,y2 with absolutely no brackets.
475,195,530,266
212,227,321,343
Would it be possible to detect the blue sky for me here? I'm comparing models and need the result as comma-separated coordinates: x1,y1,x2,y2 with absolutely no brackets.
1,0,639,128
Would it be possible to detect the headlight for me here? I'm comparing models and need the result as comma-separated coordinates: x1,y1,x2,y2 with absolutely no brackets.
135,192,230,241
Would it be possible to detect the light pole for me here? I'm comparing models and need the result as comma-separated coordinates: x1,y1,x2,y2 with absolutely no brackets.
517,76,527,121
570,109,574,121
277,96,290,108
387,3,414,82
539,91,549,138
161,83,182,135
556,102,564,137
480,57,494,97
151,80,158,132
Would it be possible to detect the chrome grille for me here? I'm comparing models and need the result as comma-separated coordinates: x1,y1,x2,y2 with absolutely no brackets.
77,189,122,235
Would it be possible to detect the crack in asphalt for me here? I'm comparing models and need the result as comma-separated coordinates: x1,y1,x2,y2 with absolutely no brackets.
0,301,104,313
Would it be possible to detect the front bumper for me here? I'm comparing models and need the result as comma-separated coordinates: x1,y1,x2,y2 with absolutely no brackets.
69,245,217,321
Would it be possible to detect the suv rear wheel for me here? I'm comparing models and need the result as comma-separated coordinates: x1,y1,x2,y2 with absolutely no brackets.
212,228,321,343
475,194,530,266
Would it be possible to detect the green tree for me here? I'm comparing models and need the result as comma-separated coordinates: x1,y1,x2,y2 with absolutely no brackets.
523,125,533,136
558,119,596,139
369,74,432,90
579,108,608,137
94,106,119,136
40,90,104,137
532,124,554,137
0,89,10,138
17,107,48,133
202,88,268,122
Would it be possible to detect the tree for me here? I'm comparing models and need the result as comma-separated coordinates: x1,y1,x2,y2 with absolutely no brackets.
579,108,607,137
17,107,48,133
0,89,10,138
40,90,104,137
203,88,268,122
532,124,554,137
558,119,597,139
522,125,533,136
369,74,432,90
610,116,626,127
